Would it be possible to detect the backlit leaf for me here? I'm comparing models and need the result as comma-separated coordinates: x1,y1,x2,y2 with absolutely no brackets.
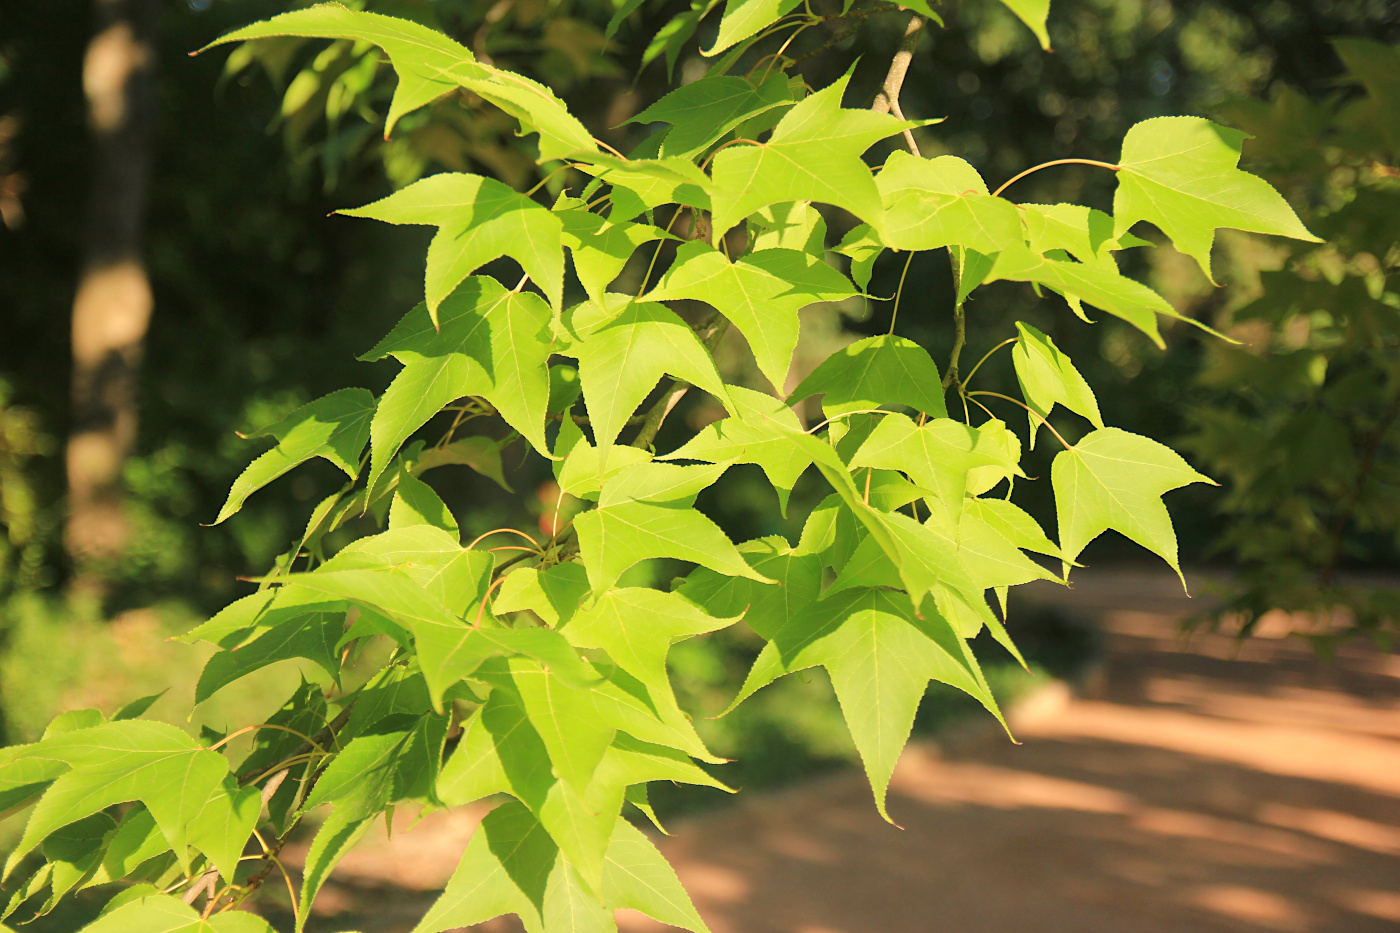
788,334,947,420
215,389,374,524
1114,116,1319,281
342,173,564,316
1011,322,1104,447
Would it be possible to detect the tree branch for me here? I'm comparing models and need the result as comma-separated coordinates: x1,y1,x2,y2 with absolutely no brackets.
871,13,924,156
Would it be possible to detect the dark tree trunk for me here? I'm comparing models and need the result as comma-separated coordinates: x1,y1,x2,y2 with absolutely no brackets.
65,0,157,577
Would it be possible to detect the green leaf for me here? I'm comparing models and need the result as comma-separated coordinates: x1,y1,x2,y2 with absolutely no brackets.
628,73,793,158
81,894,277,932
5,722,228,879
495,563,592,627
598,463,725,512
564,588,737,701
987,241,1180,347
194,604,342,704
1019,203,1149,269
203,5,486,136
1011,322,1103,447
215,388,374,524
389,471,459,536
788,334,947,420
297,808,372,931
205,6,595,161
678,536,824,639
876,152,1021,254
834,223,884,292
703,0,802,57
415,435,514,491
341,173,564,317
963,496,1063,560
1113,116,1319,282
557,201,673,305
575,499,774,593
645,242,855,391
709,72,920,240
187,779,260,884
849,412,1023,521
1052,427,1214,581
556,435,653,501
83,807,168,889
995,0,1051,49
601,819,711,933
727,588,999,820
361,277,554,487
749,200,828,255
660,385,811,514
563,301,731,452
410,801,562,933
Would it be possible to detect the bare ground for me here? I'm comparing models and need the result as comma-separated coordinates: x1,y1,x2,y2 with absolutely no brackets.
278,570,1400,933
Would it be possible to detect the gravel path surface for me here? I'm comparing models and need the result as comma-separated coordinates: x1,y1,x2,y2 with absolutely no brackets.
283,570,1400,933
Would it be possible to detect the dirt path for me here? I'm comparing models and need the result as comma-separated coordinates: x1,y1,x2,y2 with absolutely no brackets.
289,570,1400,933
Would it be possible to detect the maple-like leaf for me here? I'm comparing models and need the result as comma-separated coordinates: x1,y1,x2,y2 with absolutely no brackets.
645,241,855,391
215,388,374,524
788,334,948,420
876,152,1021,254
726,587,1000,820
1114,116,1319,282
562,301,731,452
341,173,564,317
1053,427,1215,582
361,278,554,487
556,200,673,305
627,73,793,158
661,386,812,513
709,72,920,240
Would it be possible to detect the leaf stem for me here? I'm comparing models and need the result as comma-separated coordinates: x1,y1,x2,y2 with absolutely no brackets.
967,390,1073,449
888,251,915,334
207,723,328,755
466,527,542,550
962,337,1018,388
992,158,1122,198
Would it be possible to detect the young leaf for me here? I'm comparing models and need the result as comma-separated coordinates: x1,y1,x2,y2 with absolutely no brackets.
660,385,812,513
627,73,793,158
996,0,1051,50
876,152,1021,254
1114,116,1319,282
963,496,1063,560
194,606,341,703
727,588,1000,820
709,72,921,240
789,334,948,420
341,173,565,317
1011,322,1104,447
494,563,592,627
362,277,553,487
574,499,775,593
1052,427,1215,581
215,388,374,524
645,242,856,392
835,223,885,292
704,0,802,57
563,301,731,452
186,779,260,886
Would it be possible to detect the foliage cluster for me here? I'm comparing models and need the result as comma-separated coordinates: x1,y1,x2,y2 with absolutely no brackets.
0,1,1324,931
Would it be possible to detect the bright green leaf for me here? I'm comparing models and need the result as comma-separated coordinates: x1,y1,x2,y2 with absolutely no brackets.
788,334,947,420
1011,322,1104,447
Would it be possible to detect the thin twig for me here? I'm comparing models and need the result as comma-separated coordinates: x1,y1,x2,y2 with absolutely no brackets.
870,14,925,156
236,703,354,785
942,250,967,393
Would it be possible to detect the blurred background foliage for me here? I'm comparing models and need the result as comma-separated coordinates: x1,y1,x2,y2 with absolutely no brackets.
0,0,1395,803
